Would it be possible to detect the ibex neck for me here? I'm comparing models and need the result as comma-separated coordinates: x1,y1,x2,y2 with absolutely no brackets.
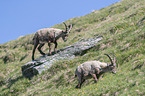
101,65,110,73
55,32,63,41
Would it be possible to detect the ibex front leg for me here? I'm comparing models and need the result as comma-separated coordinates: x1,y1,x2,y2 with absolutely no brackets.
48,43,51,55
90,73,98,83
38,43,45,55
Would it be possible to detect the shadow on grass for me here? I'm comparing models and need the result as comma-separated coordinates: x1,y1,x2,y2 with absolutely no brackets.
7,76,24,89
1,76,24,92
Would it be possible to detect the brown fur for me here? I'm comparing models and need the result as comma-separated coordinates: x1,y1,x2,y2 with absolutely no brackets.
32,23,72,60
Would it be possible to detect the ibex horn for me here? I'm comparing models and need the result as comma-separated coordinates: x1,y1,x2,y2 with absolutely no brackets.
63,22,68,32
104,54,114,65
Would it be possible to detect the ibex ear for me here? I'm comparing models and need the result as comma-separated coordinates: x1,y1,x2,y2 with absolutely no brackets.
68,24,72,33
68,24,72,28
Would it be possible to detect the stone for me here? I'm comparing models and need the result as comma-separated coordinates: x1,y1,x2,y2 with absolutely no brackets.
21,36,103,78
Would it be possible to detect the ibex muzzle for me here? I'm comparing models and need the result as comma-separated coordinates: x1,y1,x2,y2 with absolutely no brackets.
32,22,72,60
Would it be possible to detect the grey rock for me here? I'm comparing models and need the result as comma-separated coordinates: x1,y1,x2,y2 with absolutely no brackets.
21,36,103,78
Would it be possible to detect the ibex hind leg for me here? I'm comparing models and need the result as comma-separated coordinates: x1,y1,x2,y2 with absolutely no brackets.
32,43,38,60
76,74,84,89
75,79,85,89
79,79,85,87
38,43,45,55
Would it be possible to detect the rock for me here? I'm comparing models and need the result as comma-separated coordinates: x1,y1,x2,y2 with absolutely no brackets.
21,36,103,78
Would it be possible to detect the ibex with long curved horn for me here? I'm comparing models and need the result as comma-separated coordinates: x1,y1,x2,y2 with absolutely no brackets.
32,22,72,60
75,54,117,88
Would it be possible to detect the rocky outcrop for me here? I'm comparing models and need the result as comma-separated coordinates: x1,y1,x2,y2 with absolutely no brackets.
21,36,103,78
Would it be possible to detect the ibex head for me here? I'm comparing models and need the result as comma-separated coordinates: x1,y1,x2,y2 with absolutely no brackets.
104,54,117,74
62,22,72,42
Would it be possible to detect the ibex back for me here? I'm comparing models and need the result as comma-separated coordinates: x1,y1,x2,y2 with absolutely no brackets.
32,22,72,60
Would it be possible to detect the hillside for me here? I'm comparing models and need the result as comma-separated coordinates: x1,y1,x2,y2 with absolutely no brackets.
0,0,145,95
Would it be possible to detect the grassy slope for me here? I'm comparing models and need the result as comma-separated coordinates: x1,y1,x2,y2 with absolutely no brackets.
0,0,145,95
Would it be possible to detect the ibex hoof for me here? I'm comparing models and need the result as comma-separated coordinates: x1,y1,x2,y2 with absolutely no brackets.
75,86,81,89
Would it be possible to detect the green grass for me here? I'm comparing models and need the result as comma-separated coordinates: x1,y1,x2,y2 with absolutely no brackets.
0,0,145,95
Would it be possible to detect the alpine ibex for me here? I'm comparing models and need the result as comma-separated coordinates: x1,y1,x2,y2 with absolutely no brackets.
75,54,117,88
32,22,72,60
